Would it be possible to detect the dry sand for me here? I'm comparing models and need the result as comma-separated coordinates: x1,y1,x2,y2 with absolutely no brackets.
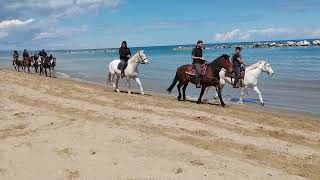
0,69,319,180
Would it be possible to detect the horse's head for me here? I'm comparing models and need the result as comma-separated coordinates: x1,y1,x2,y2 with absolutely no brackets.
216,54,233,73
260,60,274,77
137,50,149,64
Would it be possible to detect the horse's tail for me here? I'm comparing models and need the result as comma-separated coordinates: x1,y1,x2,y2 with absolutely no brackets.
167,73,178,93
107,72,112,83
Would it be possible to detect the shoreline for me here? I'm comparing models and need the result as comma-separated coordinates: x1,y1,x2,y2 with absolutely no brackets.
2,67,319,118
1,68,320,180
53,68,320,118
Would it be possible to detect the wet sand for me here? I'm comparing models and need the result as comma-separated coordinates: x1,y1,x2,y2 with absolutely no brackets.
0,69,319,180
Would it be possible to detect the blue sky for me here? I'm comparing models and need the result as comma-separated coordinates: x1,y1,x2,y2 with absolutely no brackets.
0,0,320,50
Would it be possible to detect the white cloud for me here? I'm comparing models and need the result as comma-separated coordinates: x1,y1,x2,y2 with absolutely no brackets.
214,29,251,42
33,26,88,40
0,19,34,29
248,28,289,34
0,19,35,39
213,28,320,42
3,0,123,14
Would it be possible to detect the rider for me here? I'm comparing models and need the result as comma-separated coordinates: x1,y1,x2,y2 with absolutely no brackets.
23,49,29,61
192,40,205,88
48,54,56,64
232,46,245,88
33,53,38,61
39,49,47,59
119,41,131,78
13,50,19,65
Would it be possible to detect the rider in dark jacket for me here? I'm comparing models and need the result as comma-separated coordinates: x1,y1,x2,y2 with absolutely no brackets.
232,46,245,88
12,50,19,65
119,41,131,78
23,49,29,60
39,49,47,58
192,40,205,88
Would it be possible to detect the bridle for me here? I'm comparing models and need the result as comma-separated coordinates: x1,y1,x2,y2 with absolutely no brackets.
257,61,267,72
138,52,147,63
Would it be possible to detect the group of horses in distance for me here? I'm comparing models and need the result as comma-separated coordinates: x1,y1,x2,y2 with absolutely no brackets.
13,56,56,77
107,51,274,107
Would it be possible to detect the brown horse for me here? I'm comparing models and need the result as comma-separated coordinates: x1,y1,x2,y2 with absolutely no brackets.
167,54,233,107
23,57,33,73
13,59,24,72
39,56,52,77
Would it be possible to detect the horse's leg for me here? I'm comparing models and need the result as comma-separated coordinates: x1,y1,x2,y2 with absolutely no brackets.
177,82,183,101
203,87,210,101
49,67,51,77
215,84,226,107
134,77,144,95
182,82,188,101
110,73,116,88
197,86,207,104
253,86,264,106
115,74,120,93
127,78,131,95
239,88,244,104
45,68,48,77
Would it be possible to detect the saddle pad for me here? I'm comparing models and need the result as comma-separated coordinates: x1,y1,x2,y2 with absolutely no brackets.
185,64,207,76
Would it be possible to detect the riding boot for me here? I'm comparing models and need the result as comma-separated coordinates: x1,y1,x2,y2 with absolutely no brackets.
196,74,202,88
233,78,239,88
121,68,125,78
197,75,202,88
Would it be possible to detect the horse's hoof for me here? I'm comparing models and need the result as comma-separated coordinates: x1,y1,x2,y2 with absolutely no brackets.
238,101,243,104
183,98,186,101
260,102,265,106
197,101,201,104
128,91,131,95
116,89,120,93
141,92,145,95
221,104,226,107
177,96,182,101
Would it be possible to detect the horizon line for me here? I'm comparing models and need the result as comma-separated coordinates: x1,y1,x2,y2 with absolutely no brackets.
1,38,319,52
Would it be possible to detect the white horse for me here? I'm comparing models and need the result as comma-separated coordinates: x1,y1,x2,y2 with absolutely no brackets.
107,50,149,95
206,60,274,106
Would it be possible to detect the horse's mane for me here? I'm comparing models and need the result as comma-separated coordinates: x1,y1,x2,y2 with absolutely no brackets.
210,54,229,64
246,60,265,71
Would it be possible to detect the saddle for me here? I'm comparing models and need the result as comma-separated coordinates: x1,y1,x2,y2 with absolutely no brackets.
185,64,207,76
117,61,128,70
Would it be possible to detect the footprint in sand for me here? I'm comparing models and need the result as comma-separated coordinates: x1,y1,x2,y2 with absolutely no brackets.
65,169,79,180
112,136,131,144
56,148,75,159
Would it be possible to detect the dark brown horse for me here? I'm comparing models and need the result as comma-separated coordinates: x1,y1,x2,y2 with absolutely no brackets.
23,57,33,73
33,57,40,73
39,56,52,77
167,54,233,107
13,59,24,72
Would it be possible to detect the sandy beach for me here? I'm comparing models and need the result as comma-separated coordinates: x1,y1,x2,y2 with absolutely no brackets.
0,69,319,180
